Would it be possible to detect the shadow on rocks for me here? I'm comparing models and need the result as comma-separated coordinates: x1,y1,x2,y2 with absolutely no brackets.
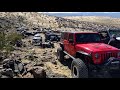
60,58,73,69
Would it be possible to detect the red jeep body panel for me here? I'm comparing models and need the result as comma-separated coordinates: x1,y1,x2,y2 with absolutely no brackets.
75,43,118,53
75,43,120,64
61,32,120,64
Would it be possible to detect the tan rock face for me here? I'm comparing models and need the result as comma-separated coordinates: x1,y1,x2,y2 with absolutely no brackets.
0,12,119,33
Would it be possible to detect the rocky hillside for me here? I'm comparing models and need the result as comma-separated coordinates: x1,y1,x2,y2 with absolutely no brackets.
0,12,58,31
1,12,120,78
0,12,120,32
63,16,120,28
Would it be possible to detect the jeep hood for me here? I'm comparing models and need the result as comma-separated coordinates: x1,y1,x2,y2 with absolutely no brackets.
75,43,118,52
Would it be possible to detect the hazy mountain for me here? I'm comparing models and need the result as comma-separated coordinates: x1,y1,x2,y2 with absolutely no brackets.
41,12,120,18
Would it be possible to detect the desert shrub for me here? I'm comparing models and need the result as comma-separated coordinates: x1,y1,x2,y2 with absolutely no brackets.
0,32,23,58
6,32,22,46
0,32,5,50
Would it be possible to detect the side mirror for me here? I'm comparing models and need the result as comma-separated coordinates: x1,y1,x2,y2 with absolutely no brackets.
69,39,74,43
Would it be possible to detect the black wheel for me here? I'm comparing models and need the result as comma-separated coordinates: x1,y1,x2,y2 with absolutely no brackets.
57,47,64,62
71,58,88,78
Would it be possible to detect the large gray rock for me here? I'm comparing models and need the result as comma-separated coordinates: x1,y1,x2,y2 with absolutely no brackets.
29,66,46,78
14,60,27,75
0,65,3,69
2,59,27,75
1,75,10,78
3,60,14,69
1,68,14,78
23,72,34,78
34,62,44,67
51,60,57,65
2,59,10,64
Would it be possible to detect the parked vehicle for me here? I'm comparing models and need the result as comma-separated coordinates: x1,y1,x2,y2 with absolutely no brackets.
57,31,120,78
45,32,60,42
32,34,42,46
98,29,120,43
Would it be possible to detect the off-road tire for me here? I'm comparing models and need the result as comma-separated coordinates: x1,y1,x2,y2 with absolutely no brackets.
57,47,64,62
71,58,88,78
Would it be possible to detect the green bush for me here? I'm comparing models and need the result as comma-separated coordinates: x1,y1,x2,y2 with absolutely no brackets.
0,32,5,50
6,32,22,46
0,32,23,57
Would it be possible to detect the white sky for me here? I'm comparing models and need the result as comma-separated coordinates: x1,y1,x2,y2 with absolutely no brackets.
38,12,120,18
39,12,119,14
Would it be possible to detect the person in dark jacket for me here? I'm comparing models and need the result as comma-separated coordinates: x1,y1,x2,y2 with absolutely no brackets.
108,34,120,49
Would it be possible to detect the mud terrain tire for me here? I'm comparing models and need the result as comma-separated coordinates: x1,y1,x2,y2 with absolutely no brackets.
57,48,64,62
71,58,88,78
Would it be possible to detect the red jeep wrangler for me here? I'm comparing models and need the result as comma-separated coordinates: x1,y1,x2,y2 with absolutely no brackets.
57,31,120,78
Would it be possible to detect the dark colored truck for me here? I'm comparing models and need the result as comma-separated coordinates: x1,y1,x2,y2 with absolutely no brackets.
45,32,60,42
98,29,120,44
57,31,120,78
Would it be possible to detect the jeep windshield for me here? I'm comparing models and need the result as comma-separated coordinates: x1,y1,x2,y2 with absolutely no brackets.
109,30,120,37
76,33,101,43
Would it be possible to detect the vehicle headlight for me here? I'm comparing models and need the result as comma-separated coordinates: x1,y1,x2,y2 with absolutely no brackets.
95,53,100,59
117,52,120,57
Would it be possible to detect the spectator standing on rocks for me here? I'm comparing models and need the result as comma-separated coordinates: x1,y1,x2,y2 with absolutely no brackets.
108,34,120,49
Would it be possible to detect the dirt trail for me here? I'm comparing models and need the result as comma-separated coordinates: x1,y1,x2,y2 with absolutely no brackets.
33,43,72,78
13,36,72,78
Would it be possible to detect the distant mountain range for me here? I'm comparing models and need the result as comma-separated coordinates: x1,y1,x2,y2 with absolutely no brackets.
41,12,120,18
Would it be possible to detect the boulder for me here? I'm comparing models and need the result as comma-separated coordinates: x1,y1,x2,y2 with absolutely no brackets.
34,62,44,67
51,60,57,65
14,60,27,75
1,68,14,78
0,65,3,69
2,59,10,64
3,60,14,69
43,51,47,55
2,59,27,75
29,66,46,78
23,72,34,78
1,75,10,78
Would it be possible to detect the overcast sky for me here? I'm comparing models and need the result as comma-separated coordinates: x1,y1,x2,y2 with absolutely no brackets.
39,12,120,18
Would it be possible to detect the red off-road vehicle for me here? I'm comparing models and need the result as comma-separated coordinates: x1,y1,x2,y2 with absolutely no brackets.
57,31,120,78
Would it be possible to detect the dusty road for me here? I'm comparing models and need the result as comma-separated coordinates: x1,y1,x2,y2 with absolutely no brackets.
12,35,72,78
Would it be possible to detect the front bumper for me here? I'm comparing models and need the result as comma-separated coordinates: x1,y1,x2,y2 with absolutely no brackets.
90,57,120,78
103,57,120,71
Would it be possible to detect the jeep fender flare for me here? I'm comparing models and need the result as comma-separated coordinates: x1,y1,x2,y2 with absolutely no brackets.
76,51,93,63
76,51,91,57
